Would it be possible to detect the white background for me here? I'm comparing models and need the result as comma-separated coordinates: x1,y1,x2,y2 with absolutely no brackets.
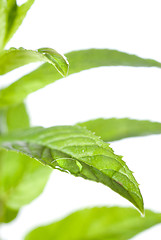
1,0,161,239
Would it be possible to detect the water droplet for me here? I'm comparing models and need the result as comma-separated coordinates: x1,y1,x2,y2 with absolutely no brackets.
10,47,17,50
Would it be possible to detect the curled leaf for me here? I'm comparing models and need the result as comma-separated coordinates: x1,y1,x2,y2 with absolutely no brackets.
38,48,69,77
0,47,69,76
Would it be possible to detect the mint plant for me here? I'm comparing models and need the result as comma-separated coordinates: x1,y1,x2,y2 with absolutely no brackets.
0,1,161,239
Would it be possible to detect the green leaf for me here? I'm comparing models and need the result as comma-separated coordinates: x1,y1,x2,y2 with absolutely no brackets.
1,48,161,107
3,0,34,47
0,0,7,51
0,200,18,223
0,103,51,223
0,102,30,134
0,47,69,76
77,118,161,142
0,125,144,213
0,150,52,211
25,207,161,240
38,48,69,77
5,102,30,133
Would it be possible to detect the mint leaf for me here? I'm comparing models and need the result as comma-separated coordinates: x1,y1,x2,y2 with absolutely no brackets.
3,0,34,47
25,207,161,240
0,103,51,223
0,47,69,76
0,125,144,213
77,118,161,142
1,48,161,107
0,0,7,50
0,200,18,223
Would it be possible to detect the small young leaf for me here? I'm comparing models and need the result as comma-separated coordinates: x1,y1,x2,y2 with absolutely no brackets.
77,118,161,142
0,125,144,213
25,207,161,240
0,47,69,76
0,48,161,107
0,0,7,50
0,103,51,222
3,0,35,47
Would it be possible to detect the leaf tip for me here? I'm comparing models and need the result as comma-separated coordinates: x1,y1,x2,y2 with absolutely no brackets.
38,47,69,77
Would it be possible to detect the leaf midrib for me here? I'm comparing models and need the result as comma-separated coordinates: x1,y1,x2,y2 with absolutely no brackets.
1,138,142,209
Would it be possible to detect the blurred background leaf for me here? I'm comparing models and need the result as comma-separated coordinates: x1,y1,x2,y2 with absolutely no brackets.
77,118,161,142
1,0,34,49
25,206,161,240
0,103,51,223
0,0,7,50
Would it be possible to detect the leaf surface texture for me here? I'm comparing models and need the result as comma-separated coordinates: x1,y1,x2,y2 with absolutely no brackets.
0,125,144,213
